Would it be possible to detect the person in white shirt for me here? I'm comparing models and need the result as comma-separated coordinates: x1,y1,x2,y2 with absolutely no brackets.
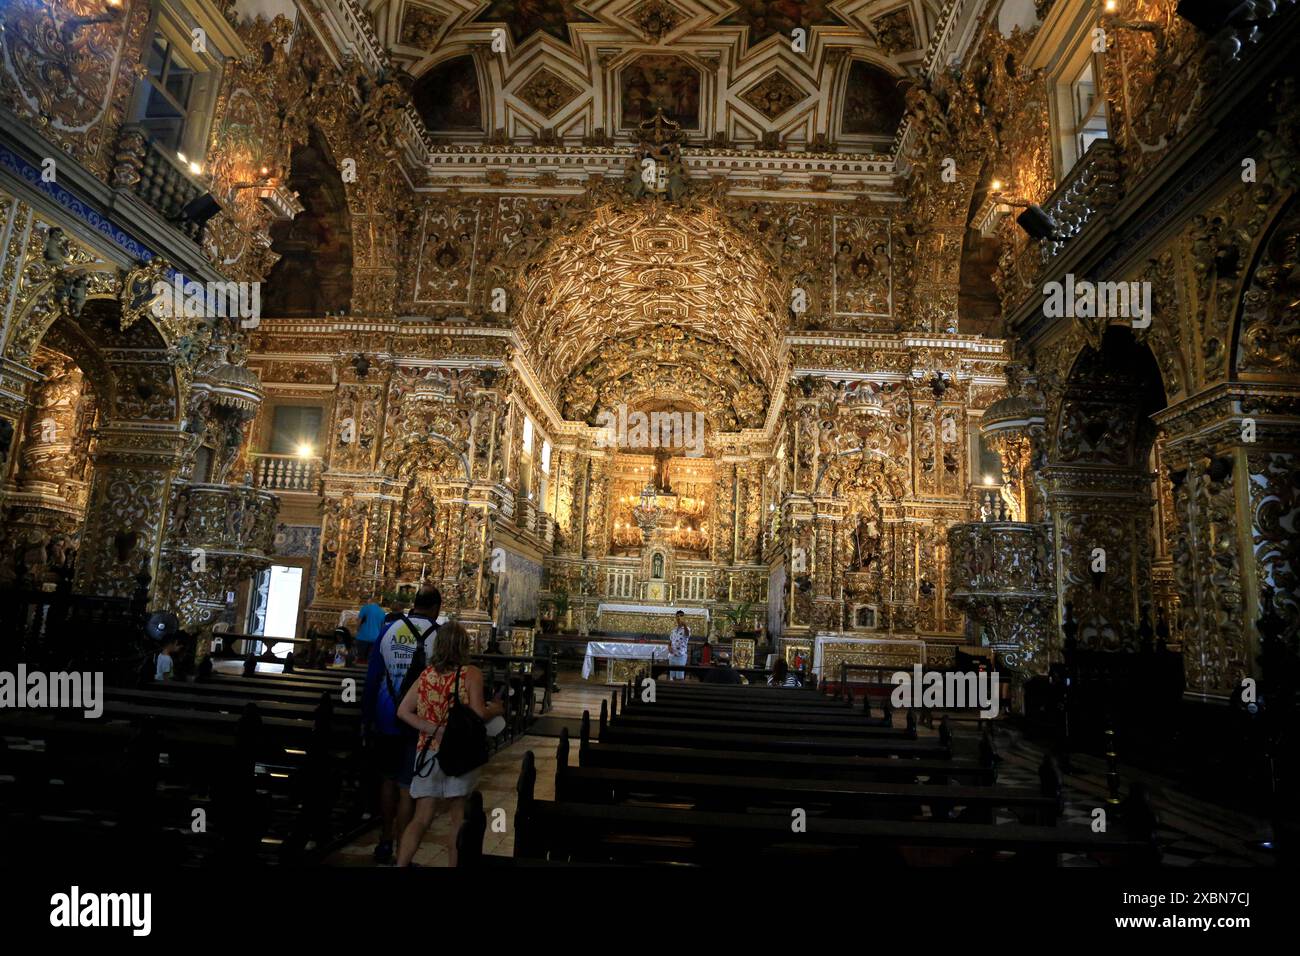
667,611,690,681
154,636,180,681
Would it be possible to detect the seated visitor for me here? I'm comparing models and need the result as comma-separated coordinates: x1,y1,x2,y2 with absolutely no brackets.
767,657,801,687
703,653,742,685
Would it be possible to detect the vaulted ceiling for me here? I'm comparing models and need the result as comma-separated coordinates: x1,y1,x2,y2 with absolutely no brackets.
364,0,939,152
513,202,786,424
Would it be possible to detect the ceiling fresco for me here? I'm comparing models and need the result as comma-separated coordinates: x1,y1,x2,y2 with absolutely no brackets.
469,0,597,48
718,0,849,47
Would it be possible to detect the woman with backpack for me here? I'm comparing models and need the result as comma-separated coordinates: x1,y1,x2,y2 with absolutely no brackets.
394,622,505,866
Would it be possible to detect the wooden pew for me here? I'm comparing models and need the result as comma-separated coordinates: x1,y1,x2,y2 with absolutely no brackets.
623,696,890,726
514,751,1158,866
589,713,948,758
105,686,359,734
578,740,996,785
145,677,361,709
606,710,909,739
0,679,367,865
554,730,1057,825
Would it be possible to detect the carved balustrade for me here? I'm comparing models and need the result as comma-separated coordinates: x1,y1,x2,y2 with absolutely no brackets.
1039,139,1123,263
254,453,321,493
112,125,216,242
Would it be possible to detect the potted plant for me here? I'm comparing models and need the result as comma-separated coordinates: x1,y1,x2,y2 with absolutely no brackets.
722,600,759,643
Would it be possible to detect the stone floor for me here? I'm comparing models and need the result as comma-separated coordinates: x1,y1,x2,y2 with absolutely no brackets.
331,667,1276,867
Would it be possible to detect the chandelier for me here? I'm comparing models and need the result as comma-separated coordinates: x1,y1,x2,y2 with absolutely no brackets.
669,520,709,552
611,520,644,549
631,482,664,533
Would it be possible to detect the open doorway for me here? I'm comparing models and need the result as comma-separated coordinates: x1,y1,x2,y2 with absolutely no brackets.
258,564,303,655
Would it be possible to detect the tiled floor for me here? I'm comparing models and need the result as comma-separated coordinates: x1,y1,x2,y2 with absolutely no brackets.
332,670,1277,867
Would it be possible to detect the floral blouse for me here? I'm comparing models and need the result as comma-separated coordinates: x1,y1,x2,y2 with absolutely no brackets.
415,665,471,752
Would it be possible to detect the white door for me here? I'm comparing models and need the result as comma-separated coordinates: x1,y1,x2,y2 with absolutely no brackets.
262,565,304,655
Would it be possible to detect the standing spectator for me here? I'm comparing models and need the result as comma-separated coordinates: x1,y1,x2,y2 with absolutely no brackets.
354,591,386,664
395,622,505,867
668,611,690,681
362,586,441,864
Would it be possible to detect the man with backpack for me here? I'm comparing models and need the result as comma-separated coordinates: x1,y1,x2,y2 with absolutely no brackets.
362,585,442,865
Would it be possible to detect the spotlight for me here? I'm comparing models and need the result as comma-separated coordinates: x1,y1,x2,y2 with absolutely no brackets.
1176,0,1255,31
1016,204,1060,240
296,443,314,458
188,160,203,176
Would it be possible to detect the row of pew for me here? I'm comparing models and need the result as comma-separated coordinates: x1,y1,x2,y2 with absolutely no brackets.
0,661,369,865
0,648,553,865
508,675,1162,866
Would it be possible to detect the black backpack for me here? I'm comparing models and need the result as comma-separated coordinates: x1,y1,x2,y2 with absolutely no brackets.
414,664,489,779
379,615,438,730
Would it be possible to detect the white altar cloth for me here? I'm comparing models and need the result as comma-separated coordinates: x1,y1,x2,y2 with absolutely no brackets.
582,640,670,679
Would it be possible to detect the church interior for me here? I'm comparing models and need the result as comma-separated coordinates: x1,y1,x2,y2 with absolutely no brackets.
0,0,1297,883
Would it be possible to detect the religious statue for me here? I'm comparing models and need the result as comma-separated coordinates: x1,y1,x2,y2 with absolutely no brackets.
851,512,881,569
653,447,673,494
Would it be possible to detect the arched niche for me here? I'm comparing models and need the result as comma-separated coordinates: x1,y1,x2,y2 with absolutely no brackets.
412,55,484,133
1047,326,1170,650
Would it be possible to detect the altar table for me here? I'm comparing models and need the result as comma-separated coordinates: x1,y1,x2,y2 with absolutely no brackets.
582,640,670,680
812,634,926,682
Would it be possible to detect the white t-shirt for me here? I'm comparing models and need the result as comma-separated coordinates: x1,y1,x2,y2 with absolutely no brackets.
155,652,174,681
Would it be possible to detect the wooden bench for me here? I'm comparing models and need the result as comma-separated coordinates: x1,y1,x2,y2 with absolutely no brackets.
578,740,997,785
555,731,1057,824
589,717,948,758
514,751,1157,866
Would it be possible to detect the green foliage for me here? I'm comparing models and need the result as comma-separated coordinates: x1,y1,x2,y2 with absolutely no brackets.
721,600,754,629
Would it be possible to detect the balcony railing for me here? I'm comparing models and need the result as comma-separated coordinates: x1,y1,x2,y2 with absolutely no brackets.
1040,139,1122,263
253,454,320,493
112,125,211,242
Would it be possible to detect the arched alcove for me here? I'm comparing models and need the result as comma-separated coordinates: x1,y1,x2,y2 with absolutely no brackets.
412,55,483,132
263,127,354,317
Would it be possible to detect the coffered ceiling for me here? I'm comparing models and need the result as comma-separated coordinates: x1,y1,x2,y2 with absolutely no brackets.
362,0,941,152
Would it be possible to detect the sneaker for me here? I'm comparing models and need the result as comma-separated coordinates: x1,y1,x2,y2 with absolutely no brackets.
373,839,394,864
